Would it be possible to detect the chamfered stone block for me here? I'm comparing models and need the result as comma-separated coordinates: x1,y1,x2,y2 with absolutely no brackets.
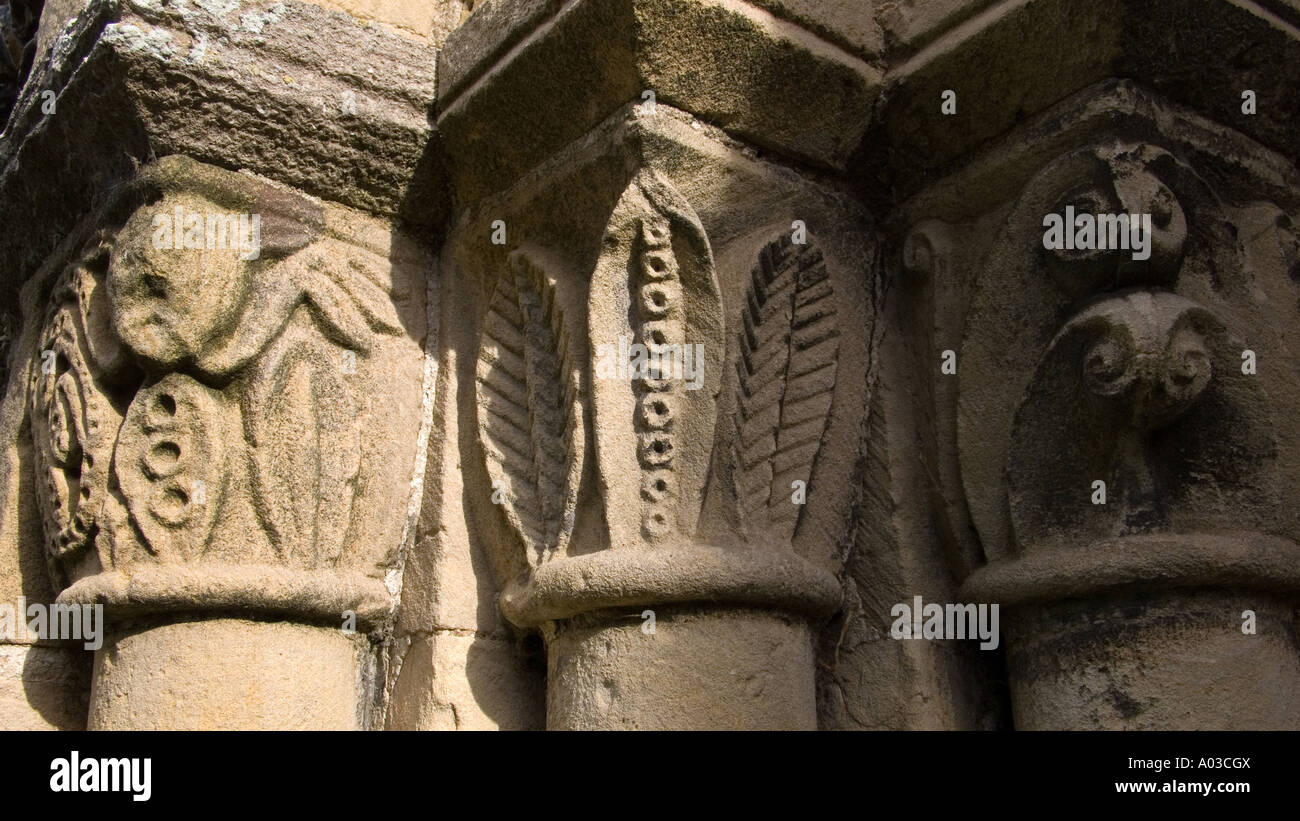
0,0,445,306
438,0,882,203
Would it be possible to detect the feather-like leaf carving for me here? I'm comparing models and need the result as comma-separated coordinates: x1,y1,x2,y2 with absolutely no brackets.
733,233,839,544
476,249,581,565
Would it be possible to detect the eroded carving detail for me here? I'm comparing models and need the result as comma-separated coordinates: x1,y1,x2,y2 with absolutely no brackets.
1007,289,1276,549
954,138,1283,562
115,372,231,562
944,120,1300,626
633,212,685,540
28,239,137,576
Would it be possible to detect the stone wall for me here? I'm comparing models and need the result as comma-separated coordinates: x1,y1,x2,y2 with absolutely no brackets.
1,0,1297,730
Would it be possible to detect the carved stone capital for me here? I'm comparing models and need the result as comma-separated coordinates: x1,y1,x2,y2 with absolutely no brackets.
895,83,1300,728
23,156,430,631
950,120,1300,590
450,110,876,727
470,160,865,629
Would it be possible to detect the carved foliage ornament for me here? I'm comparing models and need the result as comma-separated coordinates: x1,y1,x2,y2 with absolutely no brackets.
731,233,839,548
587,170,724,551
478,170,856,628
26,156,426,613
476,248,582,565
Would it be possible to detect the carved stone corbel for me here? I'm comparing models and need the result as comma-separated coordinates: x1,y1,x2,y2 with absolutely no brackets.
21,156,430,728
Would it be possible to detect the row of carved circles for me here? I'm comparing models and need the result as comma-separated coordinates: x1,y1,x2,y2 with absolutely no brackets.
636,216,680,540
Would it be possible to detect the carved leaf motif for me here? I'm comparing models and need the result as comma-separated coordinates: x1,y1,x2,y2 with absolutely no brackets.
476,249,580,564
243,316,360,568
298,251,406,353
733,234,839,544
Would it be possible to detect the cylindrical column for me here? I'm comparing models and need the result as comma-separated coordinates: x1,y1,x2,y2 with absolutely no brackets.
1005,590,1300,730
60,564,393,729
89,617,370,730
545,607,818,730
501,546,841,730
965,533,1300,729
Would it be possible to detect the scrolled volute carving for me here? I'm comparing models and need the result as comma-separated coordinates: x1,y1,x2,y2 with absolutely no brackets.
957,137,1261,563
1075,293,1212,429
1006,289,1277,547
